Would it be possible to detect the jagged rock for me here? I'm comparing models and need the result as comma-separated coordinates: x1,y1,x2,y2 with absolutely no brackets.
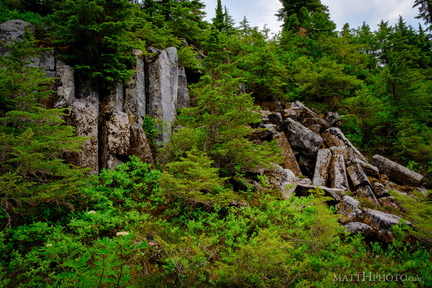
66,100,99,173
322,127,367,163
129,123,154,164
281,118,323,157
372,155,423,186
147,47,180,142
298,155,316,177
290,101,320,119
274,131,302,176
255,124,277,139
268,112,283,125
354,159,380,178
356,185,379,204
325,111,341,126
300,118,331,134
344,222,374,236
312,149,332,186
100,112,131,170
124,49,146,120
295,184,343,201
347,163,371,188
336,196,363,224
329,154,349,191
372,182,390,198
363,208,411,230
267,168,297,199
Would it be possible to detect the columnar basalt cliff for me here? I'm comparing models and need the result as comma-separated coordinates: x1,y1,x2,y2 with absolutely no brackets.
1,20,189,173
2,20,426,242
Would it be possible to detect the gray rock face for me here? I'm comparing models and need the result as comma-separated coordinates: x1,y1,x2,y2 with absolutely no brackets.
322,127,367,163
347,164,371,188
0,20,34,54
124,49,146,120
177,66,190,109
282,118,323,157
312,149,332,186
337,196,364,224
329,154,349,191
147,47,180,143
372,155,423,186
66,100,99,173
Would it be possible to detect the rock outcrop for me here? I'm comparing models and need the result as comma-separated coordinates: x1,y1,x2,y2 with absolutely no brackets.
256,101,425,242
1,20,191,173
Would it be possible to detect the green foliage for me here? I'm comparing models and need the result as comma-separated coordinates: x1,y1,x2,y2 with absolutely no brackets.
0,31,86,228
160,149,236,207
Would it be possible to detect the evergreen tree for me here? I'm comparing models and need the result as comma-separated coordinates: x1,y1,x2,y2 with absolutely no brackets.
0,31,86,228
413,0,432,30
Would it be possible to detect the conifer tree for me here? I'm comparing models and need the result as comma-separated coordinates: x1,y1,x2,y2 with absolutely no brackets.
0,31,86,227
414,0,432,30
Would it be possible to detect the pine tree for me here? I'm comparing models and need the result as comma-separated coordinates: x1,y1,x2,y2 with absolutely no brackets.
413,0,432,30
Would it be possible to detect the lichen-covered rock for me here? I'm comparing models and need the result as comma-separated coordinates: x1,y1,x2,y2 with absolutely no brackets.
266,168,297,199
354,159,380,178
147,47,179,142
129,123,154,164
344,222,374,236
336,196,363,224
295,184,343,201
55,59,75,109
124,49,146,120
329,154,349,191
347,163,371,188
372,155,423,186
274,131,302,176
312,149,332,186
66,100,99,173
281,118,323,157
177,65,189,109
255,124,278,139
363,208,411,230
372,182,390,198
356,185,379,204
325,111,341,126
0,20,34,54
322,127,367,162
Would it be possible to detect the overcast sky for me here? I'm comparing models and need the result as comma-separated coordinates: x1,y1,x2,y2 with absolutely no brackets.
201,0,423,33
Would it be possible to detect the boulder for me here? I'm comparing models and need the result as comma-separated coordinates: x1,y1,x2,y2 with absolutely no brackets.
290,101,320,119
372,155,423,186
268,112,283,125
354,159,380,178
329,154,349,191
347,163,371,188
267,168,297,200
344,222,374,237
336,196,363,224
281,118,323,157
295,184,343,201
255,124,278,139
363,208,411,230
356,185,379,204
274,131,302,176
322,127,367,162
312,149,332,186
325,111,341,126
372,182,390,198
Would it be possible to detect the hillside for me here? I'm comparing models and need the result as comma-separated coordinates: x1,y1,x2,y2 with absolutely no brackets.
0,0,432,287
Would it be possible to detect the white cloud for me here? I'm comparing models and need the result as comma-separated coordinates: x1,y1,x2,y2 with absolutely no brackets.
201,0,423,33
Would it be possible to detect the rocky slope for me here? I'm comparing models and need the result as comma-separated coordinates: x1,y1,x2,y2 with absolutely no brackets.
1,19,426,242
